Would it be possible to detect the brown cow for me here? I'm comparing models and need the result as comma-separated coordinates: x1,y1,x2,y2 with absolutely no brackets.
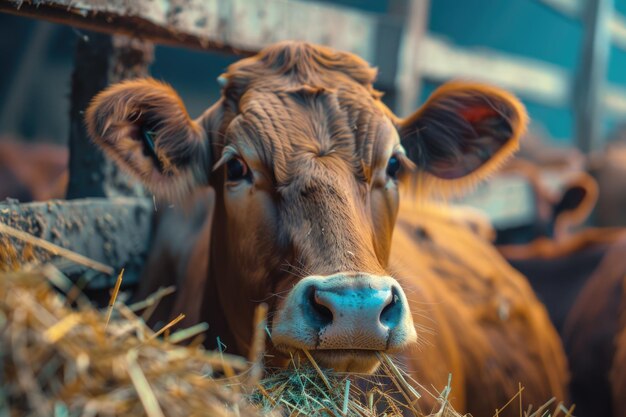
611,284,626,417
85,41,567,415
486,156,626,416
495,159,598,245
495,159,606,332
563,237,626,417
392,201,568,414
590,126,626,228
0,139,68,201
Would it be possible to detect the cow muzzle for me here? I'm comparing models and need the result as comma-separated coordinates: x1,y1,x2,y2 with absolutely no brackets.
271,273,417,371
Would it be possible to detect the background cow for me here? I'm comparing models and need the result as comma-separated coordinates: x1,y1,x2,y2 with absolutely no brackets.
495,158,615,333
590,127,626,228
85,41,567,415
393,200,568,414
461,137,626,417
562,237,626,417
610,289,626,417
0,138,68,201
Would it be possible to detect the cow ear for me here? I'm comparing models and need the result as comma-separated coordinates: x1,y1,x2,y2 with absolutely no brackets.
85,78,211,199
399,82,527,193
553,173,598,238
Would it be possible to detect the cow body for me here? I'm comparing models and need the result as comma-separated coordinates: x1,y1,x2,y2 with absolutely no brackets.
0,139,68,201
141,196,568,415
501,228,624,333
86,41,567,415
563,237,626,417
483,156,626,416
591,137,626,228
392,202,568,414
487,157,603,332
611,295,626,417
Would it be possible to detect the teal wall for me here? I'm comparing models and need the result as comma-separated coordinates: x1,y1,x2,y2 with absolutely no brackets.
425,0,626,146
424,0,584,144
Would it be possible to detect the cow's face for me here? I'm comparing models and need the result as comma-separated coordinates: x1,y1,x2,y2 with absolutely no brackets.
86,42,526,373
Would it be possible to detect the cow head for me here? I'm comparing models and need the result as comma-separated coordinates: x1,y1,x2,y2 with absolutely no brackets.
86,42,526,373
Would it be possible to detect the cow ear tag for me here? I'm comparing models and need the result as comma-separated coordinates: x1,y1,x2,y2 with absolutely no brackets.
141,129,164,172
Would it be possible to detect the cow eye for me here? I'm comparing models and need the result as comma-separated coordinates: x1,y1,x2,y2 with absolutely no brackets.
386,155,401,179
226,157,250,182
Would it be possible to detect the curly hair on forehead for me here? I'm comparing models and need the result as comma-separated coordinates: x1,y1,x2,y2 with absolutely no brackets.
220,41,381,106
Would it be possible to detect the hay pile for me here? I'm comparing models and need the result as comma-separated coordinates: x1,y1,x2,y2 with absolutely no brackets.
0,265,464,417
0,263,571,417
0,267,264,417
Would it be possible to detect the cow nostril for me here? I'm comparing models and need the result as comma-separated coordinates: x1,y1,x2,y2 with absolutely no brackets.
306,287,333,327
380,286,403,329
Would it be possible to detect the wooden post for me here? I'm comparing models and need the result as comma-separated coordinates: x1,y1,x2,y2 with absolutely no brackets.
0,21,54,137
395,0,430,117
576,0,613,153
66,32,153,199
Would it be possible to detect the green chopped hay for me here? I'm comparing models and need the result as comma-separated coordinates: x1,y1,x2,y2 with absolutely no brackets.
254,365,436,417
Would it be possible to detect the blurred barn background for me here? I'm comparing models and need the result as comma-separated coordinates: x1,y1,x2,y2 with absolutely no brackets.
4,3,626,416
5,0,626,143
1,0,626,297
2,0,626,223
1,0,625,275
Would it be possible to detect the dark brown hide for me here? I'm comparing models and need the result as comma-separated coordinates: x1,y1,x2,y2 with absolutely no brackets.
493,160,626,417
611,286,626,417
563,237,626,417
590,135,626,228
136,187,215,329
392,202,568,415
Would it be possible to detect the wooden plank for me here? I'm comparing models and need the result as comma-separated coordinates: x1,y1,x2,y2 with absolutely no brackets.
604,85,626,115
608,12,626,49
537,0,582,18
0,197,153,289
454,174,537,229
395,0,430,117
0,0,377,61
416,35,570,106
575,0,612,153
0,0,245,54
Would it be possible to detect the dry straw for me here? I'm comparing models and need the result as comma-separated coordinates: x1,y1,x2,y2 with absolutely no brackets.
0,268,262,417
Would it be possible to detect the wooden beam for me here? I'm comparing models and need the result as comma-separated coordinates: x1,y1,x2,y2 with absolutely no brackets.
537,0,582,18
575,0,613,153
454,174,536,229
0,197,153,289
608,12,626,49
0,0,247,54
603,85,626,115
416,35,570,106
0,0,377,61
395,0,430,117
